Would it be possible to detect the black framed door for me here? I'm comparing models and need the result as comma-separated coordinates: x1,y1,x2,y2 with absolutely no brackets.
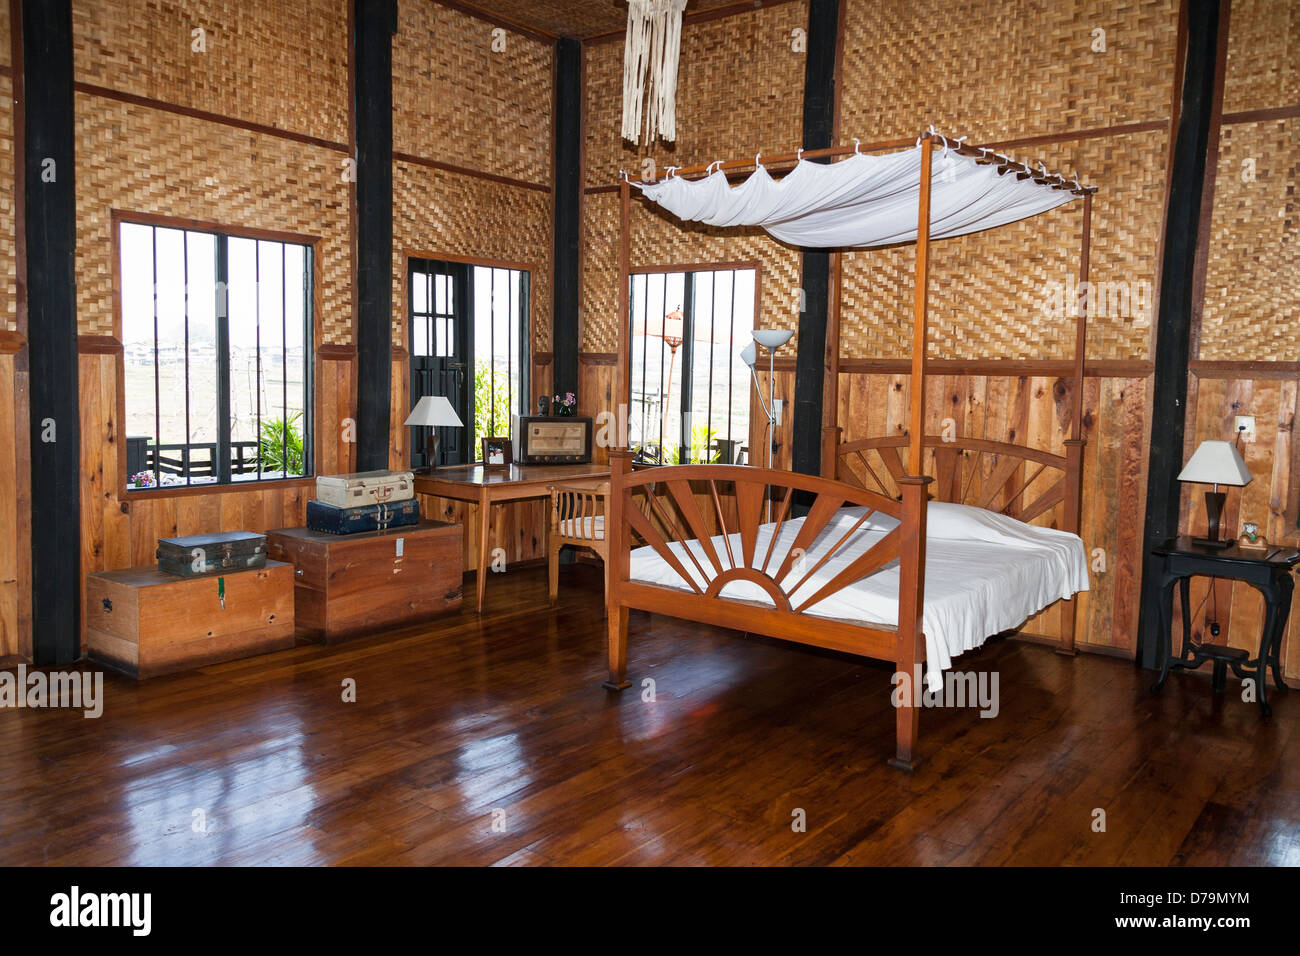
409,258,472,467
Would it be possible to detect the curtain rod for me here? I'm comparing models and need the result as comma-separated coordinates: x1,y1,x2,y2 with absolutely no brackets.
630,130,1098,196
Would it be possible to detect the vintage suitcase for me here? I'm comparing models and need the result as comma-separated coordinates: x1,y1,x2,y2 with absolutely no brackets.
305,497,421,535
157,531,267,577
266,520,463,643
315,469,415,508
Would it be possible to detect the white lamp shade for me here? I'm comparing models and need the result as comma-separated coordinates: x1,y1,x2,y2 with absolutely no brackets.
405,395,463,428
1177,440,1252,487
739,342,757,368
752,328,794,349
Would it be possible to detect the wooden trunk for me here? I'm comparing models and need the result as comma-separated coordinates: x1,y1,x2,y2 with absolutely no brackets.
265,520,464,644
85,562,296,679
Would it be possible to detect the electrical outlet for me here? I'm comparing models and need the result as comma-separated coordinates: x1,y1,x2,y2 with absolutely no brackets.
773,399,785,425
1235,415,1256,443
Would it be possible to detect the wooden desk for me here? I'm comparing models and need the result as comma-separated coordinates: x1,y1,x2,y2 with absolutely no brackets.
414,463,610,612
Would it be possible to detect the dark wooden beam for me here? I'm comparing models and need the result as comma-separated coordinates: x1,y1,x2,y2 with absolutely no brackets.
791,0,839,478
22,0,79,665
353,0,397,471
552,37,581,401
1137,0,1225,670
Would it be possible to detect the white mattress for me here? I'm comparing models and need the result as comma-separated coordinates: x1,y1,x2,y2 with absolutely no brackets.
628,502,1089,690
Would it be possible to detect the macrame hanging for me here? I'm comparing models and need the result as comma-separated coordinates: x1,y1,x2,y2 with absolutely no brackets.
621,0,688,145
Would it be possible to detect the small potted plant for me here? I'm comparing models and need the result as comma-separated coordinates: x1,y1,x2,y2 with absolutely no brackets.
554,392,576,417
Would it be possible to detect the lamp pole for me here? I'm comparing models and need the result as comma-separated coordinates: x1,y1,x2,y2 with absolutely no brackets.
661,307,684,463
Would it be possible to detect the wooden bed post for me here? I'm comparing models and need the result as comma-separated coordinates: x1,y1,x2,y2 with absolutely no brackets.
1058,191,1092,657
822,252,842,431
890,134,934,772
602,448,634,690
821,425,841,479
616,176,633,450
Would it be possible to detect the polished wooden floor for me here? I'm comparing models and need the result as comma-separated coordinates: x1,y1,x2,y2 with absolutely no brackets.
1,564,1297,866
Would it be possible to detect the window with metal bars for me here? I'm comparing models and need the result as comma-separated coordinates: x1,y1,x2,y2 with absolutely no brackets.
628,266,757,465
119,220,313,490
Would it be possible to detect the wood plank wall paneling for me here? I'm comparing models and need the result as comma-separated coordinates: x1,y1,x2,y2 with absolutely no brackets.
0,0,21,659
832,373,1151,651
417,494,549,572
1172,0,1300,682
0,352,20,657
1179,376,1300,681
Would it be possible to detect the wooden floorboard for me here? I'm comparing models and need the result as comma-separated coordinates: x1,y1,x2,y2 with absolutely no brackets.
0,564,1296,866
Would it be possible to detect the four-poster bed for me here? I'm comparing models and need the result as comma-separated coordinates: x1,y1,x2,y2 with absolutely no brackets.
603,130,1097,770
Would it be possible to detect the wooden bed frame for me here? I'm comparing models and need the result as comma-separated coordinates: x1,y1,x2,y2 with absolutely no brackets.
602,132,1094,770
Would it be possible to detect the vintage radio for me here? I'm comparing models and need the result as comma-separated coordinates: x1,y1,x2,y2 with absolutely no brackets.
513,416,593,464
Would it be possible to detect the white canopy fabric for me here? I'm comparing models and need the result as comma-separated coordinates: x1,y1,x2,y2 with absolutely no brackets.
634,143,1080,249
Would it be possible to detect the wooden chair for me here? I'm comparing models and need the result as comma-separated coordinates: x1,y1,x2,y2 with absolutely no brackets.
548,481,610,606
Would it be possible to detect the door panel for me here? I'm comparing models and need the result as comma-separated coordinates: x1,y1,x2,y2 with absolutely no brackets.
409,259,472,467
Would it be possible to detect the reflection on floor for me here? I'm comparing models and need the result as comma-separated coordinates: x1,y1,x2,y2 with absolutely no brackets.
1,564,1296,865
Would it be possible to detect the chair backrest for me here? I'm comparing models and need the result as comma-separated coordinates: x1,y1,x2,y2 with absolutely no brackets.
550,482,610,541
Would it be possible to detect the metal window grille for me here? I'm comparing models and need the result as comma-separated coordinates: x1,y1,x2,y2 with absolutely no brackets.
627,267,756,465
120,221,313,490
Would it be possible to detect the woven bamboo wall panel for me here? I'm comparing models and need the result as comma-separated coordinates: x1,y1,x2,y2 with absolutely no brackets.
583,2,808,189
840,129,1167,361
580,192,802,353
393,0,553,184
75,93,353,342
0,1,10,66
0,77,15,333
1200,118,1300,362
72,0,349,144
1222,0,1300,114
393,160,552,351
839,0,1177,143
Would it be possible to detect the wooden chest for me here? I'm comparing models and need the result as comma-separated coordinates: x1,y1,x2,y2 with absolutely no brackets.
265,520,463,643
86,562,295,679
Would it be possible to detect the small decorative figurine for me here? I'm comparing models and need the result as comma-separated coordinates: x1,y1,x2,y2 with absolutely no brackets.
1238,521,1269,553
537,394,550,417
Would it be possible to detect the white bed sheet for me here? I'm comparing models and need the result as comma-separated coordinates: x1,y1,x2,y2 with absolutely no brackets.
628,502,1089,691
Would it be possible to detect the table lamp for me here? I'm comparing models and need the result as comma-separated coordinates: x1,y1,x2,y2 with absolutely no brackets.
1177,440,1253,548
405,395,463,470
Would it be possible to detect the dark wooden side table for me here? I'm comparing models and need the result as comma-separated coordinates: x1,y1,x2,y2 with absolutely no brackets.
1149,537,1298,716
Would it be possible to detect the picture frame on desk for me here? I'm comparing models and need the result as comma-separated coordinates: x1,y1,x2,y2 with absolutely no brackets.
481,437,512,471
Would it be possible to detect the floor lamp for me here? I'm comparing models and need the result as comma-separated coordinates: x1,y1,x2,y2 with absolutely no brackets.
660,307,684,462
740,328,794,471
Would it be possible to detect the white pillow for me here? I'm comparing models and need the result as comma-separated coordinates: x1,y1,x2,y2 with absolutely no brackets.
926,501,1076,550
